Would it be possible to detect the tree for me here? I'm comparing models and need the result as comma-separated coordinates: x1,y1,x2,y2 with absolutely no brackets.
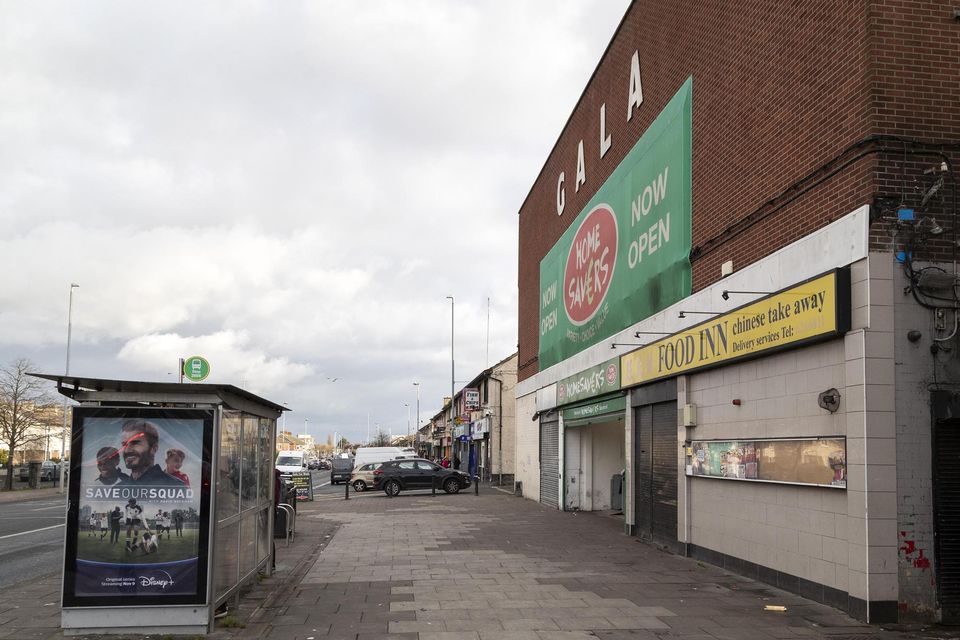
0,358,58,489
369,428,391,447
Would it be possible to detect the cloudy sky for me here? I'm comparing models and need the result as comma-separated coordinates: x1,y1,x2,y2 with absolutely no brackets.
1,1,629,446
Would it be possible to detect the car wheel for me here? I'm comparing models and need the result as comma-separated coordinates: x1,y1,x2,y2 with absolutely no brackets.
384,480,401,497
352,480,366,492
443,478,461,494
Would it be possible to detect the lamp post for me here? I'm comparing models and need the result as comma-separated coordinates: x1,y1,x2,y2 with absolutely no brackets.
413,381,420,453
405,403,410,441
59,283,79,493
446,296,455,464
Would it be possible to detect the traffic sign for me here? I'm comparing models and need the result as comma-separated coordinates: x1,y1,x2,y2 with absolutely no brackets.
182,356,210,382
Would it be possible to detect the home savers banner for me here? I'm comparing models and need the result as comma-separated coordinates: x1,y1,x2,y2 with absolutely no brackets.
538,78,692,369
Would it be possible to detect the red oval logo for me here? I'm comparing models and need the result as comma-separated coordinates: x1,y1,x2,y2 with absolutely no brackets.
564,204,618,325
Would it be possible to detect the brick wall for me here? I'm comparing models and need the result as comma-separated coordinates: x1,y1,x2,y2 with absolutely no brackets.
518,0,960,382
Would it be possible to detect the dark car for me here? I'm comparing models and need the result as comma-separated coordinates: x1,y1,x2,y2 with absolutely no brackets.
330,457,354,485
375,458,470,496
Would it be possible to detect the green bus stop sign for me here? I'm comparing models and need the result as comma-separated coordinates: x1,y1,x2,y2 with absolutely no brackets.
182,356,210,382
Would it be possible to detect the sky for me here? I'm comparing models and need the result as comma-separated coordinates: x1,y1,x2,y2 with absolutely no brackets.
0,1,630,446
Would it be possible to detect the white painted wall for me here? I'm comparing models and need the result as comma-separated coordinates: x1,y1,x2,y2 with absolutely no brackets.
514,392,540,500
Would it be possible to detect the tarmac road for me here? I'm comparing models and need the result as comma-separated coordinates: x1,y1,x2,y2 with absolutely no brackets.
0,495,67,589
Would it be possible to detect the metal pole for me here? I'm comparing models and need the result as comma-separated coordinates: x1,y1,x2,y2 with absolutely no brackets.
413,382,420,454
58,283,78,493
446,296,454,465
406,403,410,440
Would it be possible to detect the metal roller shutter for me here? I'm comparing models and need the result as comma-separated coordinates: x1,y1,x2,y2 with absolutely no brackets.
651,401,678,544
935,417,960,622
540,414,560,508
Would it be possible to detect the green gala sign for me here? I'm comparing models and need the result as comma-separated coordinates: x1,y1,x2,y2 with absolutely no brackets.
539,77,692,369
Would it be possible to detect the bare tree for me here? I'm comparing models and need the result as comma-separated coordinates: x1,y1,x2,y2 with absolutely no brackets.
0,358,58,489
369,429,391,447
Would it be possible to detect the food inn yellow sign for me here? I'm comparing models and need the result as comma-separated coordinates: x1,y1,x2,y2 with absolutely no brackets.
621,269,850,387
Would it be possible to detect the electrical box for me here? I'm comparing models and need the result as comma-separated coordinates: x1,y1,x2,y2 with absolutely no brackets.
682,403,697,427
721,260,734,277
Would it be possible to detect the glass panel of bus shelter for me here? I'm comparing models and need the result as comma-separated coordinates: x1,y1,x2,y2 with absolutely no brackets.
217,411,241,522
241,414,259,510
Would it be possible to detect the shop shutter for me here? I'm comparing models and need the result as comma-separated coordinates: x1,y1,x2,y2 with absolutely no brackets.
540,414,560,508
934,417,960,622
650,402,678,544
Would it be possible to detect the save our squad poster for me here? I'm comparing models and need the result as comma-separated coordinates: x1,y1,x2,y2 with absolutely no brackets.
69,410,209,600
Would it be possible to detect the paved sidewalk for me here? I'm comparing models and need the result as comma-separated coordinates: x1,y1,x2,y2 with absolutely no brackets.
1,484,956,639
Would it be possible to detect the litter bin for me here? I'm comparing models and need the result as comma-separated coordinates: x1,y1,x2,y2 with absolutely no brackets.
274,480,296,538
28,461,41,489
610,472,623,511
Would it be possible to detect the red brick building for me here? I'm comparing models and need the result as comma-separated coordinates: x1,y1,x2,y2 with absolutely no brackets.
515,1,959,624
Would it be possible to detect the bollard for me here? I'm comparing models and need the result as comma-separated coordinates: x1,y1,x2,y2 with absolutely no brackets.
345,478,350,500
474,474,479,496
432,475,436,496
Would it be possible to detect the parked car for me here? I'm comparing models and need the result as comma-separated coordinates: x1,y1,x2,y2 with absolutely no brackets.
349,462,383,492
318,459,331,470
375,458,470,497
330,457,354,485
18,460,60,482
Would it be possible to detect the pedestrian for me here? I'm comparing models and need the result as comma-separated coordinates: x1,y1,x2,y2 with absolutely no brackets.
109,506,122,544
173,510,184,537
454,455,462,470
440,458,450,469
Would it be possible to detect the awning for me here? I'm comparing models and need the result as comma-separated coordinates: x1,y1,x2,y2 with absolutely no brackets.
562,394,626,428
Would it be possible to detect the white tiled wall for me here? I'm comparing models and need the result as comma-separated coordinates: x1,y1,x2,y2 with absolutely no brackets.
514,392,540,501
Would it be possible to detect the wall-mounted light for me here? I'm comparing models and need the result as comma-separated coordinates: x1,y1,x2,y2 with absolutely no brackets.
610,342,645,349
634,331,669,338
678,310,721,318
721,289,772,301
732,399,742,406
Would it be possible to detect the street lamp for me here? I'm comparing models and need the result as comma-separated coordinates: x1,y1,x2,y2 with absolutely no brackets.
405,403,410,440
59,283,79,493
413,381,420,453
446,296,455,465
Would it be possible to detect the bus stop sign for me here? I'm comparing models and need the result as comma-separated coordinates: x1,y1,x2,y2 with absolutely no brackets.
182,356,210,382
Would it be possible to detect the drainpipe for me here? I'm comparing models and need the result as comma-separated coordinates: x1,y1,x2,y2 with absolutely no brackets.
490,375,504,485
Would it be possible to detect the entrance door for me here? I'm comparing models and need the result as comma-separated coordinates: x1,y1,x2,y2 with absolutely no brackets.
564,428,581,511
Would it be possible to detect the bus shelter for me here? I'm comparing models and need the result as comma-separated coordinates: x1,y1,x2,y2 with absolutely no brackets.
32,374,286,636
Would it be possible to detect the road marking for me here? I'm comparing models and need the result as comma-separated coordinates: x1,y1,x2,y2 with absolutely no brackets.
312,481,330,490
0,524,65,540
31,505,66,512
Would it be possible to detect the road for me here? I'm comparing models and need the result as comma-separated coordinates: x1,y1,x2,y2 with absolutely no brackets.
0,469,337,590
0,495,68,589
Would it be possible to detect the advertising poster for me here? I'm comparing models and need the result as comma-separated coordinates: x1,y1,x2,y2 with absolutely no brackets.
290,471,313,501
690,437,845,488
64,408,212,606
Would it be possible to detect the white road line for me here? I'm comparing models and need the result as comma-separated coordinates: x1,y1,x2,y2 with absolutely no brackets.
30,505,67,511
0,524,65,540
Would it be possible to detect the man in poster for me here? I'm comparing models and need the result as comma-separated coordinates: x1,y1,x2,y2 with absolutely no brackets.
119,420,186,487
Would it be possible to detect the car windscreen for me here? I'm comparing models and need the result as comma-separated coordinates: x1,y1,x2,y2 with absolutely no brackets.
276,456,301,466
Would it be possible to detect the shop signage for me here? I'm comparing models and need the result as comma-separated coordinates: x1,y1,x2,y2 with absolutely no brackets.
539,78,692,369
562,395,626,423
464,389,480,411
557,358,620,406
290,471,314,501
470,418,489,440
621,269,851,387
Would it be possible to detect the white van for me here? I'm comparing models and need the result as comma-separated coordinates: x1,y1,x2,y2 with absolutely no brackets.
353,447,416,467
276,450,308,476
